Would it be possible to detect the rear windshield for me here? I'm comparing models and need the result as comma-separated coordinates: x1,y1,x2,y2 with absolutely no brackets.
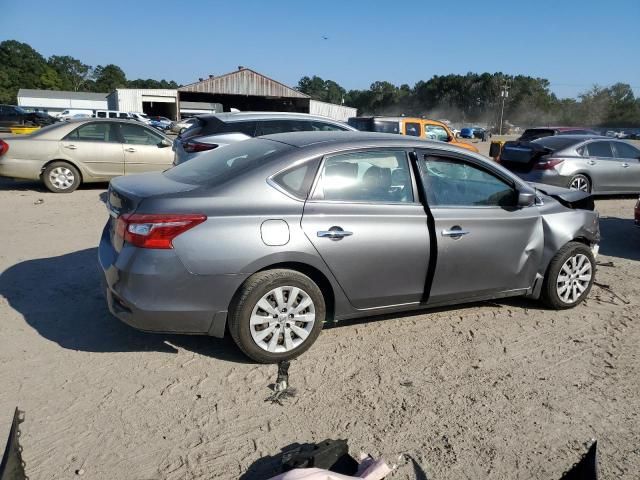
180,117,257,140
519,129,555,141
532,136,583,151
347,118,400,134
164,138,294,186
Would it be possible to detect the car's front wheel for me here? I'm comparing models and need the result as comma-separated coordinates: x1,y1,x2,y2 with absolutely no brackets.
42,161,81,193
541,241,595,309
228,269,325,363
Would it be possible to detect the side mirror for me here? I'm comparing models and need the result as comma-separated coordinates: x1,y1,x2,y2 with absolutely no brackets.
159,138,172,148
518,191,536,207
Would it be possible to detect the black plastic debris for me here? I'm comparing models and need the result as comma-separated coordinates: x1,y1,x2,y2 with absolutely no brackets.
0,409,27,480
281,439,358,475
265,361,296,405
559,440,598,480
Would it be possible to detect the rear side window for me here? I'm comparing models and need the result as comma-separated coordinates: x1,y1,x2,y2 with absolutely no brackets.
255,120,313,136
271,159,320,199
108,112,118,118
533,136,583,151
311,121,348,132
165,138,294,186
585,141,613,158
65,122,119,142
613,141,640,159
96,111,107,118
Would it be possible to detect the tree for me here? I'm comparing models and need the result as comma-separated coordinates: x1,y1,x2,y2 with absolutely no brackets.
48,55,93,91
92,64,127,92
0,40,51,103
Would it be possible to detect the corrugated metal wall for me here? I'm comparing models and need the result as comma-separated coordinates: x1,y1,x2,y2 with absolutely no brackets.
179,69,308,99
309,100,357,122
111,89,178,112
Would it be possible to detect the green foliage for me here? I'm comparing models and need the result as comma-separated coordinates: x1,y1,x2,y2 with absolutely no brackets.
297,75,345,105
48,55,92,91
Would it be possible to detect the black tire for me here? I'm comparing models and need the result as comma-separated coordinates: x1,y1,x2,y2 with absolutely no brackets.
568,174,591,193
228,269,325,363
42,161,81,193
540,241,595,309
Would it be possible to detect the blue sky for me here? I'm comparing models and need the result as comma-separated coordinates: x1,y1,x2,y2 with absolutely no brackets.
1,0,639,98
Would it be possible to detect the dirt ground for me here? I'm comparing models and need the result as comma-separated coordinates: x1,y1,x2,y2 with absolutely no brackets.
0,146,639,479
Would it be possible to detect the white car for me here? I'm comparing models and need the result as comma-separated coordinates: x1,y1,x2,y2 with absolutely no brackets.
57,109,94,120
169,117,199,134
129,112,151,125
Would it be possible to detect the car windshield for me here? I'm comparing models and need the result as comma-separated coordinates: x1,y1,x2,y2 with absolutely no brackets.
164,138,294,186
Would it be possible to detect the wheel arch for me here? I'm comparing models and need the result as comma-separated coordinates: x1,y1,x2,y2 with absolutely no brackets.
40,158,84,183
569,171,593,192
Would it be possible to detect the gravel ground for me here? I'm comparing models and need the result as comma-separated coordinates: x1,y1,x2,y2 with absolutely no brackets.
0,149,639,479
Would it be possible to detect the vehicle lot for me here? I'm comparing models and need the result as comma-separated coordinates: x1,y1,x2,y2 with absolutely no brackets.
0,145,639,479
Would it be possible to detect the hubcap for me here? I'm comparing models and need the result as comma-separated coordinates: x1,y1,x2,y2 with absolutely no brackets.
556,253,592,304
49,167,75,190
249,286,315,353
569,176,588,192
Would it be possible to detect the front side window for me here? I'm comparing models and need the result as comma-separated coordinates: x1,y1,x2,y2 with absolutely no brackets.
65,122,119,142
119,123,163,145
405,122,421,137
425,125,449,142
421,156,516,207
613,141,640,159
585,141,613,158
314,150,414,203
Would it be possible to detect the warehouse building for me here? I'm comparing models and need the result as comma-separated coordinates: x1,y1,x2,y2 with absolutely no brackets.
17,68,356,121
17,89,108,115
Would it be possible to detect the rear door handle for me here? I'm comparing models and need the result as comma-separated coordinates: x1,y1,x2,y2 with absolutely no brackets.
621,163,630,168
442,227,470,238
587,160,596,165
125,148,136,153
64,144,77,150
317,227,353,240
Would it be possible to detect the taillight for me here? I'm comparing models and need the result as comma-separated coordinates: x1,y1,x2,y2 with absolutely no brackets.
182,140,217,153
116,213,206,249
534,158,564,170
0,139,9,156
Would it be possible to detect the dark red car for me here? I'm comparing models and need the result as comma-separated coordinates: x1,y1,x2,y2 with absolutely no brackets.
518,127,598,142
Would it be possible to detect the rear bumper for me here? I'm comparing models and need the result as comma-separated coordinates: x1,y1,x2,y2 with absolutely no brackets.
0,157,45,180
517,169,569,188
98,224,248,337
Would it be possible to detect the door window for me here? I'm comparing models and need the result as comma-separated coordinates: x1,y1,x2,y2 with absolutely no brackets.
119,123,164,145
585,141,614,158
65,122,119,142
255,120,313,136
425,125,449,142
405,122,421,137
314,150,413,203
311,121,349,131
421,156,516,207
612,141,640,159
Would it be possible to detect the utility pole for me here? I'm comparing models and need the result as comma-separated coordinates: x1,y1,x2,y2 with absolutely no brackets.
499,81,510,135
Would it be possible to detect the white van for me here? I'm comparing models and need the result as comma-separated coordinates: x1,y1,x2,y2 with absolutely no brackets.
57,109,94,120
93,110,132,119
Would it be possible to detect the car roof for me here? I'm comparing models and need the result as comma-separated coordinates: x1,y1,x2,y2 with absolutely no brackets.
197,111,350,124
533,134,608,141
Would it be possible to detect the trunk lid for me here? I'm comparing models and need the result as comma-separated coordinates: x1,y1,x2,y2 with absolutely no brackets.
499,141,552,173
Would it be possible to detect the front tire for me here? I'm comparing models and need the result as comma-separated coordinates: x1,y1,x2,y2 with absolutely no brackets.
540,242,595,309
42,161,81,193
568,174,591,193
228,269,325,363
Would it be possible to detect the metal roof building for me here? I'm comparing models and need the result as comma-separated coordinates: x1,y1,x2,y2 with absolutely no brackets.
17,89,109,114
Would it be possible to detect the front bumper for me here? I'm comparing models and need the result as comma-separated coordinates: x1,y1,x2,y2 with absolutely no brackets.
98,225,247,337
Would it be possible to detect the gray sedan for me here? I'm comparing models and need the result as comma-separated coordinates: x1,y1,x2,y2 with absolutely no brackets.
0,119,173,192
500,135,640,193
99,132,600,363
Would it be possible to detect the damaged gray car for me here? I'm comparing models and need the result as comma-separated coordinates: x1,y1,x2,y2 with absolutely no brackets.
99,132,600,363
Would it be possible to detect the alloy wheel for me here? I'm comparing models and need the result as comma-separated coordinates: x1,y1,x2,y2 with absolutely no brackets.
569,176,589,192
556,253,592,304
49,166,75,190
249,286,316,353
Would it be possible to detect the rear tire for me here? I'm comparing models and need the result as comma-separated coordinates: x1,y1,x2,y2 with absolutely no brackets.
42,161,81,193
568,174,591,193
540,242,595,309
228,269,325,363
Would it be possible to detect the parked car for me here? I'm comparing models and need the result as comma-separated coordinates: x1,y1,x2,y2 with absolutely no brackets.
0,119,173,193
459,127,474,139
174,112,356,165
518,127,598,142
347,116,479,153
149,116,173,131
0,104,57,130
169,117,199,134
499,135,640,193
129,112,151,125
472,127,488,141
100,131,600,363
56,109,94,120
635,197,640,227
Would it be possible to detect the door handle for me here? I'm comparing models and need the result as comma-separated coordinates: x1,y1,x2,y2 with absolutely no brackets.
317,227,353,240
621,163,630,168
442,227,470,238
64,144,77,150
125,148,136,153
587,160,596,165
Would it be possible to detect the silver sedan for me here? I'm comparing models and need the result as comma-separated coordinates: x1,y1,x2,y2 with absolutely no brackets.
99,132,600,363
500,135,640,194
0,119,174,193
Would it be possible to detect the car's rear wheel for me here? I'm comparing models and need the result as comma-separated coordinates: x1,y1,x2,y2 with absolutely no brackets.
541,242,595,309
228,269,325,363
568,174,591,193
42,161,81,193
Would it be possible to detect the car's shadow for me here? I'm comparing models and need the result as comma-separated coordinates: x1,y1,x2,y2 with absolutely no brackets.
0,248,250,363
598,216,640,261
0,177,109,193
